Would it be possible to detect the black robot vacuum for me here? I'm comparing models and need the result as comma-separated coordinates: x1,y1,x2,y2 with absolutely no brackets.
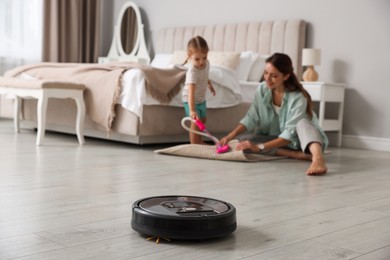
131,195,237,240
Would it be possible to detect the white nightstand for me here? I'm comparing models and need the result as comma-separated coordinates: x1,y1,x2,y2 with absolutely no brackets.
301,81,346,147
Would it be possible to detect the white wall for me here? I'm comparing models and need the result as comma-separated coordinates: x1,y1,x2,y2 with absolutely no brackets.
108,0,390,151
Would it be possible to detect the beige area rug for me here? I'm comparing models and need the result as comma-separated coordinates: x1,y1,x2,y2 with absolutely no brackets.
154,140,286,162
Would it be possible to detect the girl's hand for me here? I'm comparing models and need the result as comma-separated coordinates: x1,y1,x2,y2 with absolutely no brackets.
236,140,256,152
208,82,216,96
190,111,198,120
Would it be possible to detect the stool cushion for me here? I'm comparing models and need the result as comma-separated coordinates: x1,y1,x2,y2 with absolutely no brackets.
0,76,85,90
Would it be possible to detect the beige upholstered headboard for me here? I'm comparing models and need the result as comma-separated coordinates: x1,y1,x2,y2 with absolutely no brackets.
155,19,306,78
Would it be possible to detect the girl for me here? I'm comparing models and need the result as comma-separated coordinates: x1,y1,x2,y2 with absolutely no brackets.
219,53,328,175
182,36,216,144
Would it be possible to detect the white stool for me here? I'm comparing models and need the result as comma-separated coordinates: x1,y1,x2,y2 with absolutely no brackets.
0,77,86,145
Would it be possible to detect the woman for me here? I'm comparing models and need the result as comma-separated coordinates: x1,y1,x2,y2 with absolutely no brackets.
219,53,328,175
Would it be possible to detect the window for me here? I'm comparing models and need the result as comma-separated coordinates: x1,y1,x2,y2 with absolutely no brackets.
0,0,43,74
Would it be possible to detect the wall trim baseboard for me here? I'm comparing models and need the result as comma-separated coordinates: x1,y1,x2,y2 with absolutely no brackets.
342,134,390,152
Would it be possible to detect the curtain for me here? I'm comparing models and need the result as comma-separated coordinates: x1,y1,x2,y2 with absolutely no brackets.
0,0,43,75
42,0,101,63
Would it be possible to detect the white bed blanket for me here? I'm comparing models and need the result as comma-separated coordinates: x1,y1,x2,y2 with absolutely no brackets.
118,65,242,120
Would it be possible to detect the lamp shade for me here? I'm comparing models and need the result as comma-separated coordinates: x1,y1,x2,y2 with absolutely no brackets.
302,48,321,66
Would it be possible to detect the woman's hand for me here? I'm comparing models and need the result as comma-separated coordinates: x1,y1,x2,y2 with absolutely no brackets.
219,124,245,146
219,136,229,146
236,140,257,152
219,133,234,146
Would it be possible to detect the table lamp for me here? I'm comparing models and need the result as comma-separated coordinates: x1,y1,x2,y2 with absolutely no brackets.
302,48,321,81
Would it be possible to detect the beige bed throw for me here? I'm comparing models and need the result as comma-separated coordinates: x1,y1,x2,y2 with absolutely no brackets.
4,62,186,132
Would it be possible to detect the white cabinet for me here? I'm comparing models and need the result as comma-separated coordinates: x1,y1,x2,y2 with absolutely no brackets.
302,81,346,147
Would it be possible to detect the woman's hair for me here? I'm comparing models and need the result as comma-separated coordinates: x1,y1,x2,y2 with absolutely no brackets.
183,36,209,64
264,52,313,119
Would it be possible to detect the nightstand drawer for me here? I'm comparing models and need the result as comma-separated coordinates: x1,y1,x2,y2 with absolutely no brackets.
304,85,322,100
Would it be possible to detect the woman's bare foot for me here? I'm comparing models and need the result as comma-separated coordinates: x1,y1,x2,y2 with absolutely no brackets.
276,145,327,175
307,156,327,175
306,143,327,175
275,148,311,160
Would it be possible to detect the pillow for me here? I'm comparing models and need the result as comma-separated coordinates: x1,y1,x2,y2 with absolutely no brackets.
247,54,269,82
235,51,257,81
170,50,188,65
151,53,173,68
207,51,240,70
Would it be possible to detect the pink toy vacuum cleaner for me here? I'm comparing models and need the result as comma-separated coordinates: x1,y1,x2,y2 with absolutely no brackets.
181,117,230,154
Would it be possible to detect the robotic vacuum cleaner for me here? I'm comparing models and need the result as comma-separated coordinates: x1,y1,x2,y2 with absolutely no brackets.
131,195,237,240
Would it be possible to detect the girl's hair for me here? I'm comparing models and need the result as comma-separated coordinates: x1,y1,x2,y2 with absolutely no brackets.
263,52,313,119
183,36,209,64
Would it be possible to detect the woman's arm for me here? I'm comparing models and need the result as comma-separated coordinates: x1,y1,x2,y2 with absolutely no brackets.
236,137,290,153
219,124,247,145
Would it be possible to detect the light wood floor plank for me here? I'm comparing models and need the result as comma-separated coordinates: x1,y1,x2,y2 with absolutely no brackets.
351,245,390,260
313,216,390,254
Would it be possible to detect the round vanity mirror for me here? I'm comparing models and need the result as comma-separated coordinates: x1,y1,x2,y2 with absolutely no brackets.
115,1,141,57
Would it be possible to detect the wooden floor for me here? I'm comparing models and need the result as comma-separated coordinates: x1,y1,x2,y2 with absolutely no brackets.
1,118,390,260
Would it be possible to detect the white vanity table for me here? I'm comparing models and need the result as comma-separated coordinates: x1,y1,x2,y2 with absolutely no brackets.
99,1,150,65
98,55,149,64
302,81,346,147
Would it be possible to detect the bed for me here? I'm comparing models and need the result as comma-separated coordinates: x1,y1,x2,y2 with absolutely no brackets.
0,19,306,145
